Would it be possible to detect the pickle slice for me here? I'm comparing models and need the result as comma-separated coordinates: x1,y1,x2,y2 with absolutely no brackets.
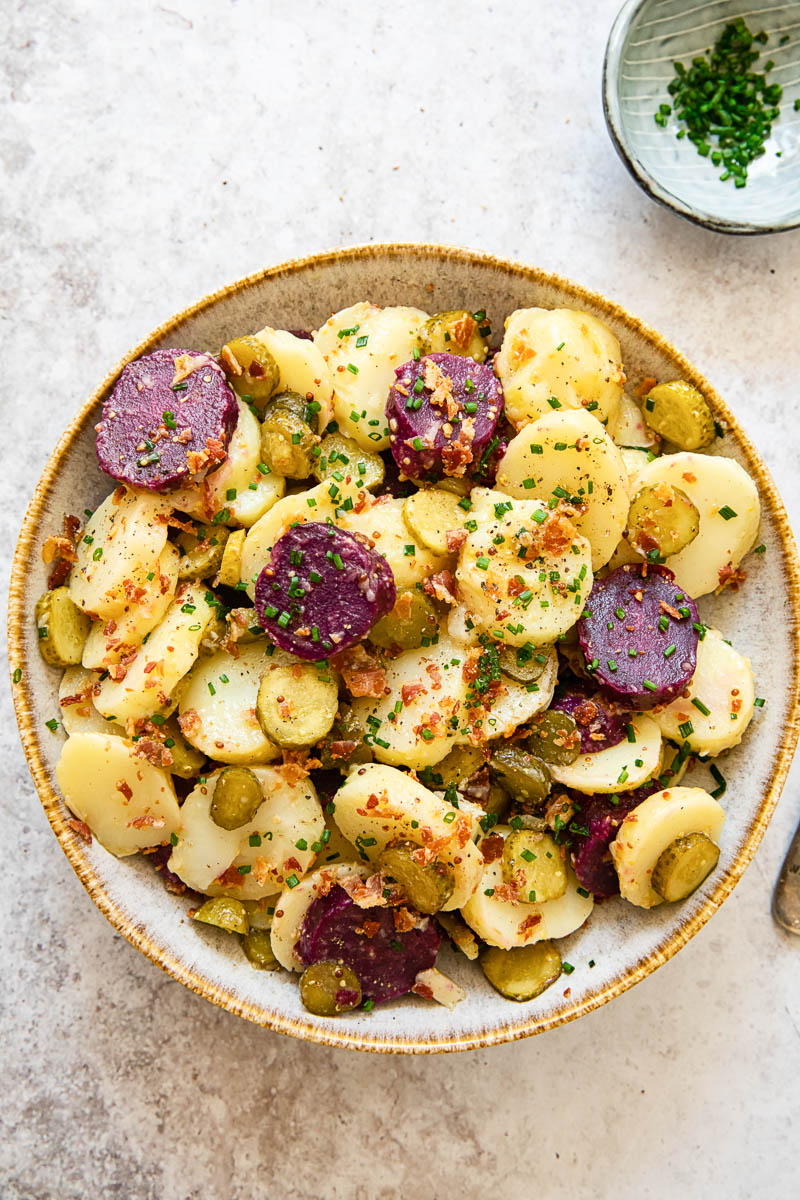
642,381,715,451
219,335,280,412
210,766,264,831
481,942,562,1002
176,525,229,581
160,717,207,778
312,433,384,491
299,961,362,1015
626,483,700,560
242,928,280,970
378,840,455,914
402,488,465,557
260,391,319,479
256,664,338,748
36,587,91,667
651,832,720,902
501,829,567,902
316,705,373,771
368,587,439,651
433,744,486,788
498,643,550,684
527,711,581,766
217,528,245,587
489,746,551,808
193,896,249,935
417,310,490,363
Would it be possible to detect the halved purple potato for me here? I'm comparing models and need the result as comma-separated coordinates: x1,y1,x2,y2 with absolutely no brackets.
96,349,238,491
577,564,699,710
551,680,629,755
570,794,640,898
254,522,395,660
297,885,441,1004
386,352,504,480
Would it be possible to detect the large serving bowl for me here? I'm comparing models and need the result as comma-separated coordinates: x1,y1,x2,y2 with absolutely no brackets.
9,244,800,1053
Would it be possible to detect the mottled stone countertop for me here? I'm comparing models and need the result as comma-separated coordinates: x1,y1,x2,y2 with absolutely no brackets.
2,2,799,1197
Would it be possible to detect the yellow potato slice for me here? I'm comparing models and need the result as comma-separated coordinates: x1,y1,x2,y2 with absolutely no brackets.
652,627,755,755
549,715,662,794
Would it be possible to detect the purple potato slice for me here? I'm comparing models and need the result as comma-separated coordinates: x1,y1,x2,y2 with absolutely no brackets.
550,680,629,755
96,348,238,491
386,352,503,481
297,885,441,1004
577,564,699,710
254,522,395,660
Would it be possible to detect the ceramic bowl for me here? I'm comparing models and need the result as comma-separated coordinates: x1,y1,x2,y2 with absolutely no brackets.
603,0,800,233
9,244,800,1053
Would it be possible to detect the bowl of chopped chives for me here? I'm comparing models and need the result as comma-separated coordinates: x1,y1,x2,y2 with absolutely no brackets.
603,0,800,233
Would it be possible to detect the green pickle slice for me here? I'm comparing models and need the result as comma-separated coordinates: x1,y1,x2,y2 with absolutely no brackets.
402,488,465,556
489,746,551,808
193,897,249,935
481,942,563,1002
527,711,581,766
242,928,280,970
368,587,439,651
312,433,384,491
299,961,362,1015
220,335,280,412
260,391,320,479
643,380,715,451
256,664,338,747
176,525,229,581
378,840,455,914
36,587,91,668
626,483,700,560
501,829,567,902
651,832,720,902
498,643,551,684
210,766,264,831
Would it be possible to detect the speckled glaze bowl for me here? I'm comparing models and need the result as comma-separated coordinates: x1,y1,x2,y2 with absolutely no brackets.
604,0,800,234
9,244,800,1053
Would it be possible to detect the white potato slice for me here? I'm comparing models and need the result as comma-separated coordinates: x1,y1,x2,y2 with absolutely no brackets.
414,967,466,1009
314,302,429,451
69,486,170,619
619,447,654,494
455,487,593,646
178,641,284,764
628,452,760,597
332,763,484,910
56,731,179,856
225,468,286,528
461,829,593,949
341,494,453,590
82,542,179,669
240,478,364,597
169,766,323,898
549,715,662,794
59,666,122,736
270,863,372,971
652,627,755,755
609,393,657,449
484,649,559,738
93,582,216,724
610,785,725,908
446,603,481,646
496,410,629,570
495,307,624,430
253,326,334,430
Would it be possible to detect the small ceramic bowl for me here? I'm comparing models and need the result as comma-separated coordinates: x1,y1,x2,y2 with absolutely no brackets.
8,244,800,1053
603,0,800,233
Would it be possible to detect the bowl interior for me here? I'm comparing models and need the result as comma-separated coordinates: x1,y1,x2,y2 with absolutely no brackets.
605,0,800,232
9,244,800,1052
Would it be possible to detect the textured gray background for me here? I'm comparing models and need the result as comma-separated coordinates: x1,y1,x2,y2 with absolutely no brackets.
3,2,800,1198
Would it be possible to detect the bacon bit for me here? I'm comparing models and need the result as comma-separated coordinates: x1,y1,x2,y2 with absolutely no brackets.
59,688,92,711
178,708,201,736
659,599,684,620
441,419,475,476
42,535,77,566
329,739,358,760
493,882,519,903
187,435,227,476
510,333,535,367
545,791,574,829
423,569,457,606
731,697,742,713
519,912,543,940
402,681,427,704
67,818,92,843
132,738,173,768
361,919,383,939
395,383,409,397
340,872,396,908
279,749,312,786
331,644,387,698
411,980,434,1000
115,780,133,801
425,662,443,691
542,513,578,557
423,358,459,419
716,563,747,594
445,527,468,553
219,345,242,376
174,427,193,445
122,578,148,603
127,813,166,829
572,700,599,727
47,558,73,589
352,490,368,514
215,865,243,888
172,352,210,386
634,376,658,400
480,834,505,864
251,857,272,887
392,907,418,933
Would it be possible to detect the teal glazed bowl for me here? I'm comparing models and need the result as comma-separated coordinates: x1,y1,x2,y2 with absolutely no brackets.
603,0,800,233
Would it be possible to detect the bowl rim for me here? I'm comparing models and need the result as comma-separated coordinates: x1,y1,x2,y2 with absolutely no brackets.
8,240,800,1054
602,0,800,236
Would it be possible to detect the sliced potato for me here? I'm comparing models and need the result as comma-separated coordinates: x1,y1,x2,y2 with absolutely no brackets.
36,587,91,667
82,543,180,669
69,486,170,619
270,863,372,971
341,494,453,590
93,583,216,724
495,307,624,429
418,309,490,362
225,468,286,528
620,447,655,491
549,715,662,794
609,393,657,449
177,642,283,764
628,452,760,597
331,763,484,910
55,731,179,856
217,528,245,587
252,326,335,431
402,488,465,556
652,627,755,755
256,663,338,747
455,488,593,646
496,410,629,570
461,828,593,948
58,666,122,736
610,786,725,908
314,302,429,451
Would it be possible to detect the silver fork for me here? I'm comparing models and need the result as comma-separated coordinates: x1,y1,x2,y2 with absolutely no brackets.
773,822,800,933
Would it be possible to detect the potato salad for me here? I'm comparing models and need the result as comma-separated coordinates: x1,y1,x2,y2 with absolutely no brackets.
38,302,763,1015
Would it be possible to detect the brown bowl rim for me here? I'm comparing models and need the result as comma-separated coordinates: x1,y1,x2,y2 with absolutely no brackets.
8,241,800,1053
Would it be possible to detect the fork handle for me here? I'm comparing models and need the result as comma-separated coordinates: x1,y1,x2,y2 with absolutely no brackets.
773,820,800,934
